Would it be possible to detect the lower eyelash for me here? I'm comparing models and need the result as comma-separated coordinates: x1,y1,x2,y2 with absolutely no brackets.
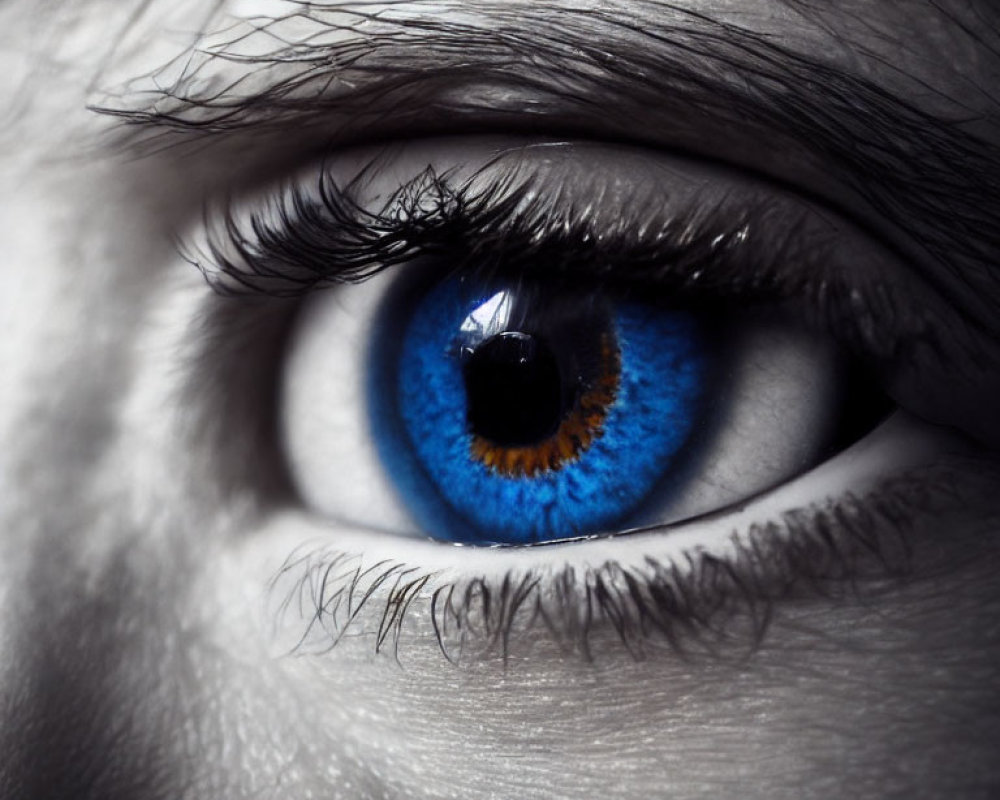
269,469,957,665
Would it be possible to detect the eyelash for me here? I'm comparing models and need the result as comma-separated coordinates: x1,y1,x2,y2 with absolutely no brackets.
270,469,959,664
189,150,922,367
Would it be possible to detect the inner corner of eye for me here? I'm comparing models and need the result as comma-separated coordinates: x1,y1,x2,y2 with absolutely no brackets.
277,265,890,548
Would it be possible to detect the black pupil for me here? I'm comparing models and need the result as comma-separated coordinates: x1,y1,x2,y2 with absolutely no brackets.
464,332,568,446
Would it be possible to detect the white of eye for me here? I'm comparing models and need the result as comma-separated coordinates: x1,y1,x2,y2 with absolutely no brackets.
644,314,842,526
280,271,844,539
281,272,415,534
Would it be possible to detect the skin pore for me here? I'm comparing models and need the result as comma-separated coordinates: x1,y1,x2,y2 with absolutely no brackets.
1,1,999,798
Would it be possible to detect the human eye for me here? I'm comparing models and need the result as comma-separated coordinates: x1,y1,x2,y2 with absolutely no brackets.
10,0,1000,797
179,136,983,660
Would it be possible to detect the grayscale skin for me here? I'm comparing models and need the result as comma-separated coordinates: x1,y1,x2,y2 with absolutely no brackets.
1,1,999,799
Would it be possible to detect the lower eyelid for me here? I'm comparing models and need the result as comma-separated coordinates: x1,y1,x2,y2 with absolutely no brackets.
256,411,975,659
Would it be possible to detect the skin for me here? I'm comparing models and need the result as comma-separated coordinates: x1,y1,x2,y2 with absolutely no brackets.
1,1,999,798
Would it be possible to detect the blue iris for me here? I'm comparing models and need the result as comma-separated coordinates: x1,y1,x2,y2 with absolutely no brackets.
369,275,708,545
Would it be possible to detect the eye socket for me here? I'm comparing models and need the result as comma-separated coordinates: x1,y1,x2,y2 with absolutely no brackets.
193,137,898,546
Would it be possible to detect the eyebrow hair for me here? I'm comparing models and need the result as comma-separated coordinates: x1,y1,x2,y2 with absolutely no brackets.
94,1,1000,327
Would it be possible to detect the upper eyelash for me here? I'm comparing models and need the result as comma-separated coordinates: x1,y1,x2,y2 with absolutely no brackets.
269,469,962,665
191,158,787,297
185,149,948,372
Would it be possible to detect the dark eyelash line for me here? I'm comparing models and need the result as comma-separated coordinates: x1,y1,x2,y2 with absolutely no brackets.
270,470,955,665
187,151,949,373
194,159,783,297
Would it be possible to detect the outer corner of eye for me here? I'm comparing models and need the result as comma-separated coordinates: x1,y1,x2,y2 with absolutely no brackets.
278,251,891,549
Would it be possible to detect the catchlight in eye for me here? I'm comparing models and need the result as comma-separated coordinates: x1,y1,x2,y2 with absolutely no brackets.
369,274,708,544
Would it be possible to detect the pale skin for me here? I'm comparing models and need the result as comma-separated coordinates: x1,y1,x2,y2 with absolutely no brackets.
1,1,999,798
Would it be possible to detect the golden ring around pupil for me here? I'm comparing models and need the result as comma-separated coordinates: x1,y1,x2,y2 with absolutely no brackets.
470,334,621,478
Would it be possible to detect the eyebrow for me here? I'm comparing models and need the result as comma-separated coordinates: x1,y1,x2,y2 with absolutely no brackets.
95,1,1000,326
